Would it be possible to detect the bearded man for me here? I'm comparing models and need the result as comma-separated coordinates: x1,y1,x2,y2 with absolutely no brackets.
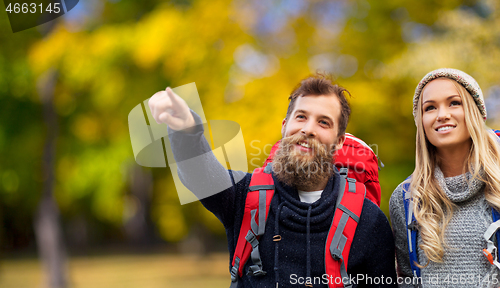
148,73,397,288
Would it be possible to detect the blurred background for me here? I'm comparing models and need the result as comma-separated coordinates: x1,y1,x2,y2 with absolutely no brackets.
2,0,500,287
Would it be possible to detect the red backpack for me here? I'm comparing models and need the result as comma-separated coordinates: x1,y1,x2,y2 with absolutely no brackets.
230,133,380,288
263,133,381,206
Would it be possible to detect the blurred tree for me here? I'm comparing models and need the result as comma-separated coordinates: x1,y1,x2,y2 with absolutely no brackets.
35,69,68,288
0,4,44,255
0,6,70,288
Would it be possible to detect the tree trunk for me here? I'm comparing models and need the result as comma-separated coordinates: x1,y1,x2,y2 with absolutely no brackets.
124,165,153,246
34,69,68,288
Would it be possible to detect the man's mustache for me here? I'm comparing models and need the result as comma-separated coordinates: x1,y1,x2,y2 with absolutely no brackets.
279,134,335,156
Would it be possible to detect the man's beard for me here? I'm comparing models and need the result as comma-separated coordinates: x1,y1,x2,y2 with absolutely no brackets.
272,134,337,191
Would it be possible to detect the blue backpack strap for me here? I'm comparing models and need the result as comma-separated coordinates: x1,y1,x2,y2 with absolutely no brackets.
491,130,500,260
492,208,500,260
402,176,420,278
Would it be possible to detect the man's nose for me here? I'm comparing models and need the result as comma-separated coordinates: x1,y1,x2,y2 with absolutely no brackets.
300,120,316,137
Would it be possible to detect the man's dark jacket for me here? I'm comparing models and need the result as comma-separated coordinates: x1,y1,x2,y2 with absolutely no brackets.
168,113,397,288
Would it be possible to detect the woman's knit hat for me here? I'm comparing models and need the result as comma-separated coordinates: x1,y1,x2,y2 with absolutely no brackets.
413,68,487,121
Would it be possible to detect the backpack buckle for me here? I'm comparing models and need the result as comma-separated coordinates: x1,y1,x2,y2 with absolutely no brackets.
331,248,342,261
231,257,240,282
245,231,258,248
408,221,418,231
230,266,238,282
247,265,267,276
339,167,348,177
484,249,494,265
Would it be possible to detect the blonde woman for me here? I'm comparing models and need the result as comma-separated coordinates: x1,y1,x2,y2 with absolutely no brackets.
390,68,500,288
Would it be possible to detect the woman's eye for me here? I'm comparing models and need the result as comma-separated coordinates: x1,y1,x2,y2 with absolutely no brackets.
450,101,461,106
424,105,435,112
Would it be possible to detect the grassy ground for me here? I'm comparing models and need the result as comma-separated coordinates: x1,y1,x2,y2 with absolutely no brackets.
0,252,230,288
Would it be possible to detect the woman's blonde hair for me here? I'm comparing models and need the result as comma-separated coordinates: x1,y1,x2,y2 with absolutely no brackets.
411,77,500,264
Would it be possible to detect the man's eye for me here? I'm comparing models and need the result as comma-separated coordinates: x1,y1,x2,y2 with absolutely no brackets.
297,115,305,119
320,120,329,126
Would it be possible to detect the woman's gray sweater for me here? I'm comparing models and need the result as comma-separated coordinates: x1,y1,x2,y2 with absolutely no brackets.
389,167,500,288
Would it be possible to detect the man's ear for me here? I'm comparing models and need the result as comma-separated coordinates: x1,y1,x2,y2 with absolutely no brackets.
281,118,287,138
335,134,346,150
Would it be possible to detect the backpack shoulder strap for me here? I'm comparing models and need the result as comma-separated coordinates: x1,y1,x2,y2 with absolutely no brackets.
325,168,366,288
492,209,500,252
483,207,500,270
230,163,275,287
402,176,420,278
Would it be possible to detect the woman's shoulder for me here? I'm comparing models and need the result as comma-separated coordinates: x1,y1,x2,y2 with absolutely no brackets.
390,181,408,203
389,180,411,219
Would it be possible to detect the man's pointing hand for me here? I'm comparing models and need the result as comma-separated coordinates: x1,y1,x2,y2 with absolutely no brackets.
148,87,196,131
